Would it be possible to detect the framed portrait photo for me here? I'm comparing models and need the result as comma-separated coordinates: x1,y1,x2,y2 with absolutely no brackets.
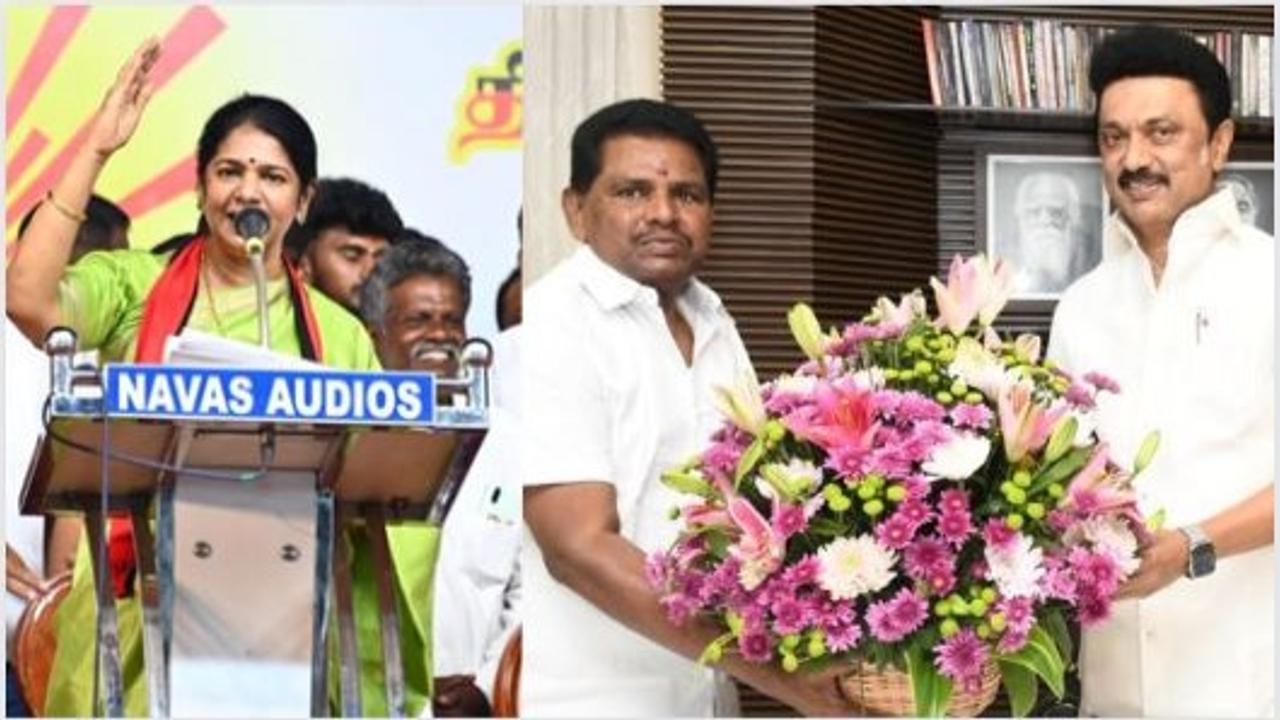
985,155,1106,300
1216,161,1274,235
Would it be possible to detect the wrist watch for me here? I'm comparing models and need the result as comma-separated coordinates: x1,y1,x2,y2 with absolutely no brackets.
1178,525,1216,579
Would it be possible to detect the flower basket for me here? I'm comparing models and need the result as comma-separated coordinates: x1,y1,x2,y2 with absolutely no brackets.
839,658,1000,717
648,255,1157,717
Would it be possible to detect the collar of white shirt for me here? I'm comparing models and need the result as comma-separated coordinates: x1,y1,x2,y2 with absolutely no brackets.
568,245,731,362
1104,186,1247,259
1103,187,1249,290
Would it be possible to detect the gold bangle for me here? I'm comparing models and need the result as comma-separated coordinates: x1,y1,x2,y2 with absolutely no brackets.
45,191,87,224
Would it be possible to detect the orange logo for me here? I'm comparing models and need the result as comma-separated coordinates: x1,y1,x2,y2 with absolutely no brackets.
448,40,522,165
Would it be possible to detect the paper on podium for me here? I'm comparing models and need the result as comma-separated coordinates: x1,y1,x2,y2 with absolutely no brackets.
163,329,323,369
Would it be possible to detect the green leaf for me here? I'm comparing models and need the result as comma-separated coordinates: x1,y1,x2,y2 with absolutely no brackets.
734,437,766,487
807,516,850,538
1030,446,1091,494
905,646,954,717
1039,610,1074,668
660,468,715,498
998,659,1039,717
704,529,731,559
996,626,1065,700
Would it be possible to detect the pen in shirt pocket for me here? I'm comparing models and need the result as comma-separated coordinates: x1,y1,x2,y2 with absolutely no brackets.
1194,307,1208,345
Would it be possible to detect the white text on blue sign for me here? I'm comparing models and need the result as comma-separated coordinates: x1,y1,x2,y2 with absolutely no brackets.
103,365,436,425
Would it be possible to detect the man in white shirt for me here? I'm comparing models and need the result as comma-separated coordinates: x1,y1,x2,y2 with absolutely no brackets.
522,98,851,716
1049,25,1273,717
359,236,521,716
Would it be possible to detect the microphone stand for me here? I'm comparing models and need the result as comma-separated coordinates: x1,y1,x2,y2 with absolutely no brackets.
245,238,270,349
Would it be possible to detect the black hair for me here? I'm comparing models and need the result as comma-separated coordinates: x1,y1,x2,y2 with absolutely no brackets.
285,177,404,260
569,98,719,199
358,228,472,328
496,266,521,330
1089,25,1232,131
197,94,318,189
18,194,130,262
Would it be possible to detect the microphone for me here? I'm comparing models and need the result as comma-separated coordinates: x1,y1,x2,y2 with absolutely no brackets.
233,208,271,349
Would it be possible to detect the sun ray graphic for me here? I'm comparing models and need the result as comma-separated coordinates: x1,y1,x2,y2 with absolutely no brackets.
6,6,226,253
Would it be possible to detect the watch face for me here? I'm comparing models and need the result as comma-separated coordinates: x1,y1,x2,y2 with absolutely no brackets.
1189,543,1216,578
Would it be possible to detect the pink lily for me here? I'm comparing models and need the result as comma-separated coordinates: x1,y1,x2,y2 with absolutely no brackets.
782,377,881,456
1062,443,1140,517
681,502,733,530
709,475,785,589
998,377,1064,462
929,254,1016,334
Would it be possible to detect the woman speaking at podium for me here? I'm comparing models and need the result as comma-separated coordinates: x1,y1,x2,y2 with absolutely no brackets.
6,39,436,716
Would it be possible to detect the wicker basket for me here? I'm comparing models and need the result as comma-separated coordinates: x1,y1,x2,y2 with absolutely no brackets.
838,657,1000,717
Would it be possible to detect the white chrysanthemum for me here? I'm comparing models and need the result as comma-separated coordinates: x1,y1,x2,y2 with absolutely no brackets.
922,434,991,480
948,337,1008,398
817,535,898,600
984,532,1045,599
784,458,822,490
1078,516,1141,575
773,374,818,396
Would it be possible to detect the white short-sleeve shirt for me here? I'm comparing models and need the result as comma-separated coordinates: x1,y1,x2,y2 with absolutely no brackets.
1049,188,1274,717
521,247,754,717
433,328,522,700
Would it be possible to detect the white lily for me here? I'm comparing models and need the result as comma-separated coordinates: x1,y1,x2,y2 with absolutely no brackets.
948,337,1008,398
711,371,767,437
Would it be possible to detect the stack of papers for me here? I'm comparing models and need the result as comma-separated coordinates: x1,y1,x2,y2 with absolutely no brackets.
163,330,322,370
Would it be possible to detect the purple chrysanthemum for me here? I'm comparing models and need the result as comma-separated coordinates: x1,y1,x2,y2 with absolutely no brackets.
903,536,954,578
738,629,774,663
824,617,863,652
982,517,1017,551
934,628,989,692
997,628,1029,653
1064,383,1096,410
939,489,970,514
896,392,948,423
937,510,974,547
897,498,932,526
771,596,809,635
997,596,1035,634
949,402,993,430
926,566,957,594
866,588,929,643
1084,371,1121,394
645,551,671,589
1076,589,1112,627
1069,547,1122,597
783,555,822,586
875,514,917,550
774,503,808,538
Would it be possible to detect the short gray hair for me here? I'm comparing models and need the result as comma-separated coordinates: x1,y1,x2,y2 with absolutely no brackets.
358,230,472,328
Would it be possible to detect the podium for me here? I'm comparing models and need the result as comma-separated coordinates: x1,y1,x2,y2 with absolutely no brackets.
20,329,490,718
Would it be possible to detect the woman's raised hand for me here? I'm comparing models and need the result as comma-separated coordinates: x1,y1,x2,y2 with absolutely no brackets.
86,37,161,159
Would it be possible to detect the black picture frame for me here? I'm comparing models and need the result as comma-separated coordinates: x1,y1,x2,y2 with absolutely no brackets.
984,154,1106,300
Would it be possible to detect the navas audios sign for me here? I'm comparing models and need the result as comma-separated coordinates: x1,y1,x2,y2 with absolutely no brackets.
103,365,435,426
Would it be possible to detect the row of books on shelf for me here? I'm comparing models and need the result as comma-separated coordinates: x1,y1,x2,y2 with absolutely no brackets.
922,17,1273,118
